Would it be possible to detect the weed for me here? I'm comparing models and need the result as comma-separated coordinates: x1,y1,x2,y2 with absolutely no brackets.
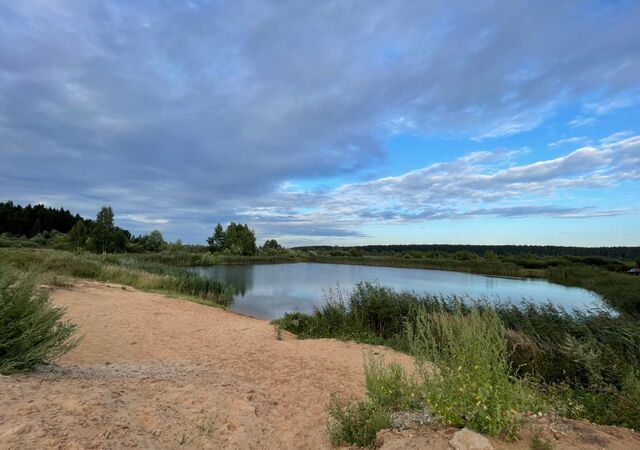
531,433,555,450
364,352,422,411
0,266,80,373
327,396,390,448
406,307,544,438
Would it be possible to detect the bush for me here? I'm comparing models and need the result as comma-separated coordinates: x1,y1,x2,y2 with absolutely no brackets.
406,307,542,438
0,266,79,373
364,352,422,411
327,396,390,448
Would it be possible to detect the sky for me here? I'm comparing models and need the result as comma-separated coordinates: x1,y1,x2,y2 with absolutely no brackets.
1,0,639,247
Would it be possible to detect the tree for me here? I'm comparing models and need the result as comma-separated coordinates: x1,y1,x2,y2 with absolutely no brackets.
67,220,87,250
207,223,226,252
94,206,114,254
143,230,166,252
210,222,256,255
263,239,281,250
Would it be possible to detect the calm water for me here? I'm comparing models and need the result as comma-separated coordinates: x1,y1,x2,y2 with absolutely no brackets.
192,263,603,320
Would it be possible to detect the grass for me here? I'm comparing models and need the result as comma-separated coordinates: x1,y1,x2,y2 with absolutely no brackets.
531,433,555,450
276,282,640,434
0,266,80,373
364,353,422,411
546,265,640,317
0,248,235,307
306,254,528,277
407,307,543,439
327,396,390,448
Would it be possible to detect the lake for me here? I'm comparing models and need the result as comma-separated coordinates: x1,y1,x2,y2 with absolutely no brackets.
192,263,603,320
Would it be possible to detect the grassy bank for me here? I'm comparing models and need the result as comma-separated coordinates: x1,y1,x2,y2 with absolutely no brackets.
0,249,235,307
306,255,530,277
275,282,640,435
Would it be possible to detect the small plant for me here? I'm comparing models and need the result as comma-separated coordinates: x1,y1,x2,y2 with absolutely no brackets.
327,396,390,448
406,306,543,438
364,352,423,411
0,266,80,373
275,324,283,340
531,433,555,450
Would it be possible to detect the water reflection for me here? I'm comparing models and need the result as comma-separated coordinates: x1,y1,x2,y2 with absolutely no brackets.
192,263,603,320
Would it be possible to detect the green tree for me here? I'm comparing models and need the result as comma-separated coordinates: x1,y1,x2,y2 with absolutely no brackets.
484,250,498,261
263,239,281,250
110,228,129,253
94,206,114,254
222,223,256,255
143,230,166,252
67,220,87,250
207,223,226,252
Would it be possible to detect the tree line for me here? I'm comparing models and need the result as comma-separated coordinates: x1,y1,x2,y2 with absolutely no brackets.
1,201,283,255
296,244,640,260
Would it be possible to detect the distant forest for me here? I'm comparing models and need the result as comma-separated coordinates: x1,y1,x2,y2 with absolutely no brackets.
2,201,638,259
0,201,86,237
296,244,640,260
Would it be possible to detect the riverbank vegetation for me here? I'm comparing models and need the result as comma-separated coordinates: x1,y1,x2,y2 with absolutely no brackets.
0,249,235,307
275,282,640,444
0,266,79,374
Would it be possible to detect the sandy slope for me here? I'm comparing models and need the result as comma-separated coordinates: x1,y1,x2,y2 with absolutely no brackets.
1,282,638,449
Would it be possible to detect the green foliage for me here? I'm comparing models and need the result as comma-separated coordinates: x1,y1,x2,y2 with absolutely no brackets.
207,222,257,255
222,222,257,255
406,307,542,438
531,433,555,450
546,265,640,317
67,220,88,250
262,239,281,250
364,353,422,411
0,266,79,373
0,249,235,307
207,223,225,252
94,206,114,254
327,396,390,448
140,230,166,252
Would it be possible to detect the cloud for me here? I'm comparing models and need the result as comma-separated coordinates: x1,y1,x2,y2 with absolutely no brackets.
257,134,639,228
0,1,639,242
119,215,170,225
548,136,591,147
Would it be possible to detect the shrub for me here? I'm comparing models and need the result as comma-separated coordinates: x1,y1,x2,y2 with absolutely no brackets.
364,352,422,411
0,266,79,373
406,307,543,438
531,433,555,450
327,396,390,448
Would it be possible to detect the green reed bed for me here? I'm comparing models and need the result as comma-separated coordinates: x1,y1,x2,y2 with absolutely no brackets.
0,249,235,307
275,281,640,436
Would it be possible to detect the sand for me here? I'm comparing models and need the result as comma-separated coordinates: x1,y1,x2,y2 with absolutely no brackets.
1,282,638,449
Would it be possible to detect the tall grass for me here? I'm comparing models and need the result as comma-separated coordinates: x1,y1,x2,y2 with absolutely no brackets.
407,307,541,438
0,249,235,306
276,282,640,430
306,255,525,277
0,266,79,373
546,265,640,317
327,396,390,447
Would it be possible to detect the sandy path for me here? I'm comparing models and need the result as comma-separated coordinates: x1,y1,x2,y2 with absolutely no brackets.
0,282,412,449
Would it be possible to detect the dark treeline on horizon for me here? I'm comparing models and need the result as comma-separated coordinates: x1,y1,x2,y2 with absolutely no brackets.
2,201,639,260
295,244,640,260
0,201,83,237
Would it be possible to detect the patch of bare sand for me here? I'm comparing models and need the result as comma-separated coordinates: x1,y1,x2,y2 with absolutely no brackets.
0,282,410,449
1,282,638,449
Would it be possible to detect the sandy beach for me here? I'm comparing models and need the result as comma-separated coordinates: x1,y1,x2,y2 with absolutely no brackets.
1,282,638,449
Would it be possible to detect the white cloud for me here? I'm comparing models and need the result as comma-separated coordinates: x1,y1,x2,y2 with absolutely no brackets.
569,116,596,127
